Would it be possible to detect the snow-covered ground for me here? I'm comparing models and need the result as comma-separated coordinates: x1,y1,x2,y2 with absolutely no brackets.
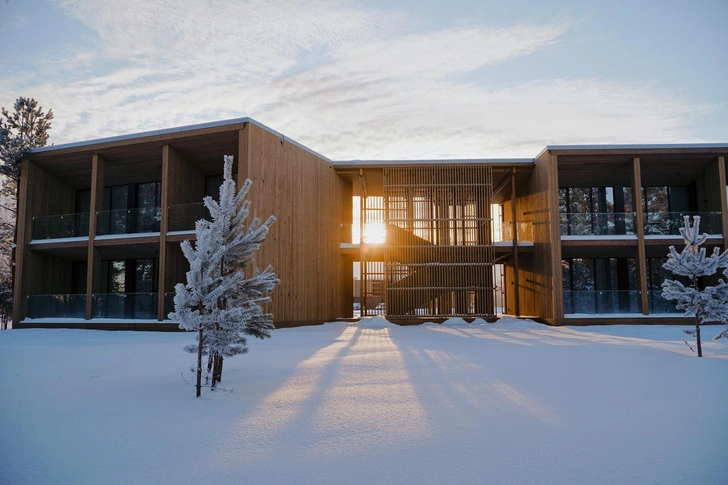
1,317,727,485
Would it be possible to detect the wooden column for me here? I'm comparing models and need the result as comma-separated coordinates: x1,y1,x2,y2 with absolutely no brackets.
511,167,520,317
548,152,564,323
238,124,250,188
158,145,171,321
632,157,649,315
85,154,105,320
12,159,33,325
717,156,728,249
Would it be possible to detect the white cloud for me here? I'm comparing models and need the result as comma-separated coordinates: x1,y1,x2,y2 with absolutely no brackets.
1,0,720,159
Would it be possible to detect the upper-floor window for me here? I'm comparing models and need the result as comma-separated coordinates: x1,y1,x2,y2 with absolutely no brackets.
641,186,695,214
559,186,634,236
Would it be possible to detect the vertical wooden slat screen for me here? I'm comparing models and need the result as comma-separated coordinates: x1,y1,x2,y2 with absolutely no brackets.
362,165,495,318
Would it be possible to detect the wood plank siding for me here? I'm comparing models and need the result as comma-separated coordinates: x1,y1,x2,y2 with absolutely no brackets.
244,123,352,326
503,150,555,322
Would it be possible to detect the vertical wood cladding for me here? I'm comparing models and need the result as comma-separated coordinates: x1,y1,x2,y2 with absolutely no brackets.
505,150,557,322
244,123,350,326
14,159,78,322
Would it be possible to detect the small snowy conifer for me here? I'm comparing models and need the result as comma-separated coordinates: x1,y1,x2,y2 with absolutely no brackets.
661,215,728,357
170,155,278,396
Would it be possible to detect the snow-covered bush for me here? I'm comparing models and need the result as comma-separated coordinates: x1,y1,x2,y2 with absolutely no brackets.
170,155,279,396
661,215,728,357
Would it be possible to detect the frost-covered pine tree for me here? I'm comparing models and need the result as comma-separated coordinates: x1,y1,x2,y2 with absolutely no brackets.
662,215,728,357
170,155,279,397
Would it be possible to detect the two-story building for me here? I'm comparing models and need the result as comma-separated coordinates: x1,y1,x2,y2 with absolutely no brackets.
13,118,728,329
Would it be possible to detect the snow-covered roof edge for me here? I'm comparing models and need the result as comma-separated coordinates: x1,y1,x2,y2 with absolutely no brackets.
331,158,535,167
536,143,728,159
28,117,333,163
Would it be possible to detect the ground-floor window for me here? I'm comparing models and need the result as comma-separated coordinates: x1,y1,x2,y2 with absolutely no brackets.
562,257,639,314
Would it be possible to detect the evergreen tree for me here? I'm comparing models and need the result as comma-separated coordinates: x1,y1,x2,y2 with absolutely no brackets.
0,97,53,328
170,155,278,397
661,215,728,357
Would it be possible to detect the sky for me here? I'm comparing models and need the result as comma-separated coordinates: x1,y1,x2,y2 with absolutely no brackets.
0,0,726,160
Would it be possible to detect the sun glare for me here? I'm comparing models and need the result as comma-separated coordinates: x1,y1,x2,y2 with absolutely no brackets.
363,223,386,244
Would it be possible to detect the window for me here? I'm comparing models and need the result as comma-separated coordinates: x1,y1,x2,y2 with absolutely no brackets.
100,259,158,294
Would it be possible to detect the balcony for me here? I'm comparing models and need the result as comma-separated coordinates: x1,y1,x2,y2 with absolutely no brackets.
32,213,89,240
27,294,87,319
647,290,680,314
560,213,636,237
563,290,641,314
643,212,722,236
96,207,161,236
92,293,158,319
168,203,208,232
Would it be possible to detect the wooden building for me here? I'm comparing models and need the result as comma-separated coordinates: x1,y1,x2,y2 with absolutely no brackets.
12,118,728,329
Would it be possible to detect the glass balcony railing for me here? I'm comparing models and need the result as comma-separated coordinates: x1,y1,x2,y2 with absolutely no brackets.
164,292,176,319
563,290,641,314
168,203,209,232
647,290,680,313
560,213,636,236
96,207,161,236
32,213,90,240
27,294,87,319
643,212,722,236
92,293,158,319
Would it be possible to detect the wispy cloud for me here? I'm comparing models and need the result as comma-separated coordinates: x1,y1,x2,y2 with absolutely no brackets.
1,0,720,158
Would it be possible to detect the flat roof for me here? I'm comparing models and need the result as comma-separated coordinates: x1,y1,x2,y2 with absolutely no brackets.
29,117,333,163
538,143,728,158
332,158,535,168
29,117,728,164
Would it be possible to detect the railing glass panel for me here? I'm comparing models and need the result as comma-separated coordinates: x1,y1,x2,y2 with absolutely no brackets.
92,293,158,319
32,213,90,240
560,213,636,236
164,292,176,319
647,290,680,313
27,294,87,319
563,290,641,314
167,203,208,232
643,212,722,236
96,207,161,235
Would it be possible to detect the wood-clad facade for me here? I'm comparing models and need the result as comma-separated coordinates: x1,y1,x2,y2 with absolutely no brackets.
12,117,728,329
15,119,350,329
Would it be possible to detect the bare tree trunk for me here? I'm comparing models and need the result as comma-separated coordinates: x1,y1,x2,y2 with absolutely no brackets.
213,355,223,386
206,354,213,385
695,316,702,357
196,328,203,397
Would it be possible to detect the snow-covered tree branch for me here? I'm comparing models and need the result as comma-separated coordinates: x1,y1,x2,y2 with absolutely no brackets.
661,215,728,357
170,155,279,397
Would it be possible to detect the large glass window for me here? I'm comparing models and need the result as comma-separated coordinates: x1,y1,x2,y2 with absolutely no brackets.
642,185,698,235
563,257,639,313
559,186,633,235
